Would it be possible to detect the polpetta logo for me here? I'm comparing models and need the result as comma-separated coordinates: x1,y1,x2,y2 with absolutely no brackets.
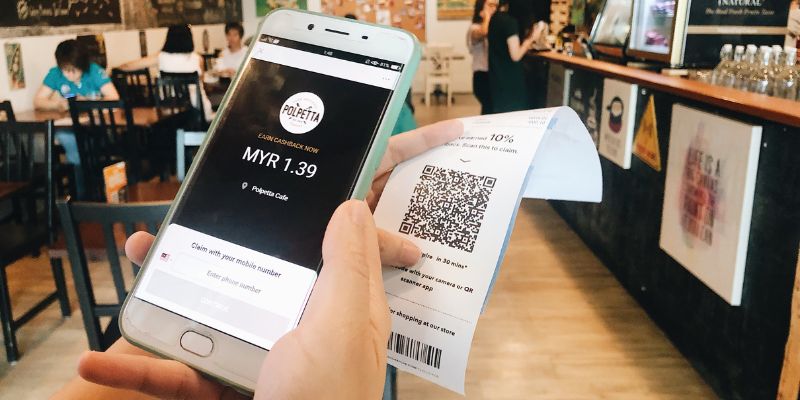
279,92,325,134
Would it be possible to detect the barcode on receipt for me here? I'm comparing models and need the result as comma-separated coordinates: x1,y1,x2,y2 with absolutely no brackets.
387,331,443,369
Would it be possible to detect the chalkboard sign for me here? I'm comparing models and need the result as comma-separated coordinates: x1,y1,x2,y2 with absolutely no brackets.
150,0,242,27
0,0,122,27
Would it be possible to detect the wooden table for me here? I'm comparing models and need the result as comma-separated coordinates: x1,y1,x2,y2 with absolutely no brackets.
16,107,187,128
0,182,29,201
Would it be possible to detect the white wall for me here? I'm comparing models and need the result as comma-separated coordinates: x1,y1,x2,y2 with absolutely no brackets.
0,24,227,112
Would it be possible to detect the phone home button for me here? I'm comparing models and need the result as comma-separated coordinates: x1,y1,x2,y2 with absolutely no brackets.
180,331,214,357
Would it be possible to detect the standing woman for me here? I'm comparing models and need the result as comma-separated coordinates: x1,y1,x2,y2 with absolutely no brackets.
119,24,213,121
468,0,497,115
487,0,543,113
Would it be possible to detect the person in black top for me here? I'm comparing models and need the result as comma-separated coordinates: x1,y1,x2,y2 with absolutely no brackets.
487,0,545,113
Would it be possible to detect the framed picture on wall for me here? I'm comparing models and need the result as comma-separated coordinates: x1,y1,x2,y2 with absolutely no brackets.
437,0,474,20
256,0,309,17
659,104,762,306
598,78,637,169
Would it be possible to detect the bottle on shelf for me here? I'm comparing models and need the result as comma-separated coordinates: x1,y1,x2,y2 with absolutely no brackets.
711,44,734,86
735,45,758,90
721,45,746,88
773,47,799,100
748,47,772,95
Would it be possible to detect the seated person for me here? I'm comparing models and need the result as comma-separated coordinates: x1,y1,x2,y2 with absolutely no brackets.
212,22,246,78
34,39,119,111
119,24,213,121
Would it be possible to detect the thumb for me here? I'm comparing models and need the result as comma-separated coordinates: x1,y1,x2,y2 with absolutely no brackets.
300,200,381,327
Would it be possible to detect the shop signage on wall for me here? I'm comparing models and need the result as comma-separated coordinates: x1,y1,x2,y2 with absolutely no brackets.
0,0,122,27
633,95,661,171
659,104,762,306
598,79,637,169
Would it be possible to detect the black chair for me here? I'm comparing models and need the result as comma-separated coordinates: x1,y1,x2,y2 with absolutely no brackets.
68,99,139,200
0,121,71,362
56,199,169,351
156,71,207,130
0,100,15,122
111,68,156,107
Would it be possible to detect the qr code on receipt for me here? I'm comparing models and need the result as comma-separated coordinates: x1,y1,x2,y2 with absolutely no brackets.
399,165,497,253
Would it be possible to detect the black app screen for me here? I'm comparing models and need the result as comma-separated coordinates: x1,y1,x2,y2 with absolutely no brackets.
171,46,395,270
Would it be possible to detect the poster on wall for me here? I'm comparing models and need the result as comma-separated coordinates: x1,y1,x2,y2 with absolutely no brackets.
568,69,602,148
598,78,637,169
659,104,762,306
0,0,122,27
256,0,308,16
76,34,108,69
633,95,661,171
321,0,426,41
437,0,474,20
4,43,25,90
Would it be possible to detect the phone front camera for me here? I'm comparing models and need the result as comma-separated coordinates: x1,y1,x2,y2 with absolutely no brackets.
307,23,315,30
362,35,368,40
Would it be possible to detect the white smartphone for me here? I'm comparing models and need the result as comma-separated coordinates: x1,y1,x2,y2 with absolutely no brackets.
119,10,419,392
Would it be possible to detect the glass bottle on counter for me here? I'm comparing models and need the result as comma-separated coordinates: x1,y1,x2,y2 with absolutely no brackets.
748,47,772,95
735,45,758,90
711,44,734,86
773,47,799,100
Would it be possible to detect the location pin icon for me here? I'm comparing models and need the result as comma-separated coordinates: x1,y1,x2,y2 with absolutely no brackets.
242,182,248,190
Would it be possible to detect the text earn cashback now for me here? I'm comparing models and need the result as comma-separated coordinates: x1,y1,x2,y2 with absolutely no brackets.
133,35,403,349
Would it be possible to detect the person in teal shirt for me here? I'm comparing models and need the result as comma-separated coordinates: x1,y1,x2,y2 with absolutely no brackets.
34,39,120,200
34,39,118,111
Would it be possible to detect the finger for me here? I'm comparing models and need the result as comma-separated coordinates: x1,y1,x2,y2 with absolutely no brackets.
378,228,421,267
78,351,245,400
365,170,390,210
301,200,380,327
124,231,155,265
376,119,463,177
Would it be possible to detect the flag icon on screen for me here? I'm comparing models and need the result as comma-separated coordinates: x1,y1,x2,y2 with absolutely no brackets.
160,253,170,262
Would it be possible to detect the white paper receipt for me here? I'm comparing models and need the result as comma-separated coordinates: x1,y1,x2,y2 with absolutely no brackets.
373,107,602,394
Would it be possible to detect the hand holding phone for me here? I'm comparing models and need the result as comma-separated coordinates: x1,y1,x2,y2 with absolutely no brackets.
61,121,463,399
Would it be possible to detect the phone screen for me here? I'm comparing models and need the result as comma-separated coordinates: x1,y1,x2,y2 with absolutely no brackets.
133,34,404,349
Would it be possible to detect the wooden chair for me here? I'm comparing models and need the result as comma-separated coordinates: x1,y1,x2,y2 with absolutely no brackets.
0,121,71,362
111,68,156,107
68,99,138,200
156,72,207,130
56,199,169,351
176,129,206,182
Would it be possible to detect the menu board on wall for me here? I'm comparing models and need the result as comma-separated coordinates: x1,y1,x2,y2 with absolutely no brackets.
321,0,426,41
0,0,122,27
659,104,762,306
150,0,242,27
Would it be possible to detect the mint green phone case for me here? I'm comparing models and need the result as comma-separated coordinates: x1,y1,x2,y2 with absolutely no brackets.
120,9,421,393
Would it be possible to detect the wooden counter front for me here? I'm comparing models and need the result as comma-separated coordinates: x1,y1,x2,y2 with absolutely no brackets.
530,51,800,128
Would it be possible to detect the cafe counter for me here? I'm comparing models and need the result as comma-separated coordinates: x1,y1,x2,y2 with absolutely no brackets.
524,51,800,399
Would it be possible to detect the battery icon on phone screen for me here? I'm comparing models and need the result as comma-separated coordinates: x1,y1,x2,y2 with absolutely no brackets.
390,65,400,70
